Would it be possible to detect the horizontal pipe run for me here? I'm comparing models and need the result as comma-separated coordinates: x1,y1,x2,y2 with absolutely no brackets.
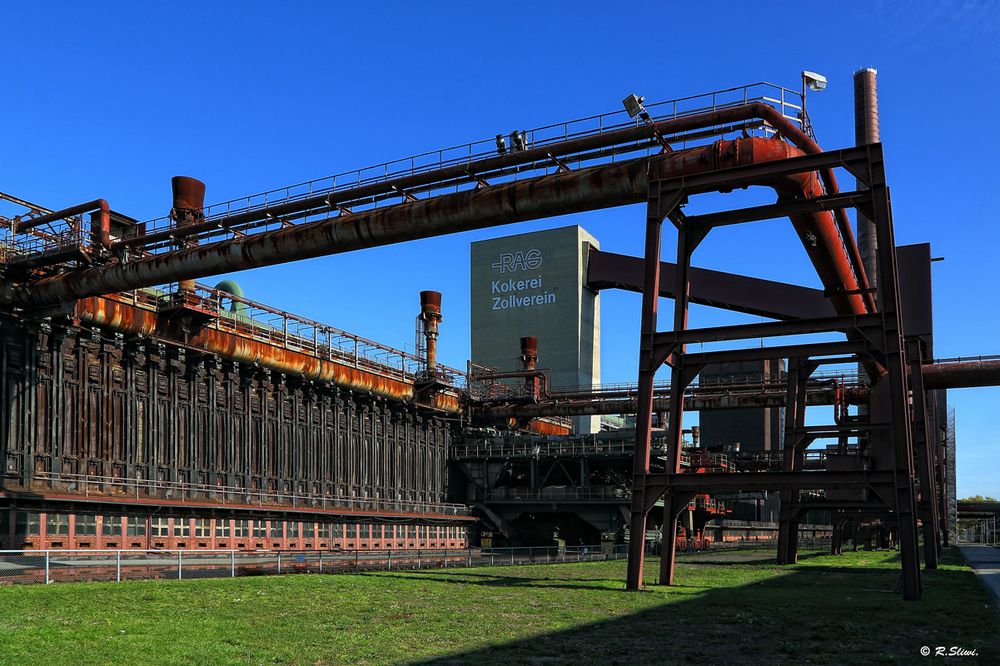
9,103,870,314
15,137,870,320
482,385,860,419
15,199,111,250
922,360,1000,389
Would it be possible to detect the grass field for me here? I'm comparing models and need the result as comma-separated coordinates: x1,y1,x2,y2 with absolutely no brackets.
0,547,996,665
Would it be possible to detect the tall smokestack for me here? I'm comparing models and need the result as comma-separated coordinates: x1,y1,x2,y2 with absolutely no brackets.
419,290,443,375
171,176,206,293
853,68,880,296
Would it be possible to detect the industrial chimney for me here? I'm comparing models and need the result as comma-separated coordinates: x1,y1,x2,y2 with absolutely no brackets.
853,68,879,296
520,336,539,398
170,176,206,293
419,290,443,376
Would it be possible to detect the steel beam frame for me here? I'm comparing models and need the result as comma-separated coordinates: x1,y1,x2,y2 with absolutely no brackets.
623,143,923,600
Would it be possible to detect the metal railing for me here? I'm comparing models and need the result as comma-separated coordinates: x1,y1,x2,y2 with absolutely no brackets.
0,544,632,586
104,283,467,389
109,82,807,255
30,471,469,517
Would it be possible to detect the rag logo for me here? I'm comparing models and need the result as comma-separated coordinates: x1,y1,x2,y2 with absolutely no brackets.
492,249,542,273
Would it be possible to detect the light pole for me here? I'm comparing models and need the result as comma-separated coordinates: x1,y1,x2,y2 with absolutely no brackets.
800,70,827,134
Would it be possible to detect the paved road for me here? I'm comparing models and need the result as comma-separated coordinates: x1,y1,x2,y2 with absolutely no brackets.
960,545,1000,604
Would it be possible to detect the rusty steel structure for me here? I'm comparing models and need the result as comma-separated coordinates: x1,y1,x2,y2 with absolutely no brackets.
2,80,999,598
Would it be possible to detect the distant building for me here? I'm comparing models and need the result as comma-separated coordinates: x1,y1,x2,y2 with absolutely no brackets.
470,225,600,433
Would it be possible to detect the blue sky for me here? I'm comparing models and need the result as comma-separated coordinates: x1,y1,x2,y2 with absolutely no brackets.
4,1,997,497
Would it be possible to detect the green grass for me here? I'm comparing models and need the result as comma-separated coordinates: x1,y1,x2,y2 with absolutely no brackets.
0,547,996,665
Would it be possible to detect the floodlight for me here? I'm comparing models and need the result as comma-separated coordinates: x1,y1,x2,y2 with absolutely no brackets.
510,130,527,152
622,93,646,119
802,71,827,92
495,133,507,155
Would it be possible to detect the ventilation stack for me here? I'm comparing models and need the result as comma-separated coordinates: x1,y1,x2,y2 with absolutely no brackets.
170,176,207,293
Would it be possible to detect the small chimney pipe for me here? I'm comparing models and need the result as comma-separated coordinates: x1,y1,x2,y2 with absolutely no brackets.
520,336,540,398
171,176,206,292
419,290,443,375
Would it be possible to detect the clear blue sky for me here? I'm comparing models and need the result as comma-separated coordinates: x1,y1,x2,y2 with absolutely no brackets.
4,1,997,497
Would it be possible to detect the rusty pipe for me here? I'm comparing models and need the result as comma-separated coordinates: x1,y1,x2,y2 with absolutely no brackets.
103,103,869,304
922,360,1000,390
172,176,206,292
15,137,865,314
16,199,110,251
520,336,540,398
419,290,442,374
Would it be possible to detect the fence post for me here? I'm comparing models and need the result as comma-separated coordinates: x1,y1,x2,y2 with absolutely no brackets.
387,549,392,571
417,549,421,569
231,550,235,578
467,548,472,567
491,551,495,566
178,551,183,580
116,550,121,582
355,549,359,571
319,551,323,574
277,552,281,574
444,548,448,568
45,550,50,584
511,549,514,566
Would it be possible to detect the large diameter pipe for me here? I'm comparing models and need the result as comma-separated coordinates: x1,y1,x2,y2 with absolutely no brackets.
14,137,865,316
102,104,870,311
922,360,1000,390
171,176,206,292
854,68,880,295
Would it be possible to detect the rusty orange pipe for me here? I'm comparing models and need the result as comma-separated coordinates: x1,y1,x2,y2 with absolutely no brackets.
16,107,870,312
17,199,111,251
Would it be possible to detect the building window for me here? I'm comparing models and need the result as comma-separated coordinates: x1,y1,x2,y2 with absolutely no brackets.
102,516,122,537
253,521,267,538
333,524,343,538
302,523,314,538
174,519,191,537
346,524,356,539
195,519,211,538
318,524,330,539
233,520,249,538
407,525,416,538
75,515,97,536
287,522,299,539
151,517,170,537
360,524,370,539
126,517,146,537
46,514,70,537
270,522,283,539
216,520,231,538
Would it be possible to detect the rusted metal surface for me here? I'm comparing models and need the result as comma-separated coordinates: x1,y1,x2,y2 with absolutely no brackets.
13,199,111,252
923,358,1000,389
12,104,870,312
419,290,442,374
74,294,464,411
171,176,206,292
0,316,462,523
481,382,865,419
854,68,880,293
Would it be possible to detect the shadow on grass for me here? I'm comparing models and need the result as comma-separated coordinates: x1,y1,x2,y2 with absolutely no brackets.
360,570,617,593
411,549,1000,665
